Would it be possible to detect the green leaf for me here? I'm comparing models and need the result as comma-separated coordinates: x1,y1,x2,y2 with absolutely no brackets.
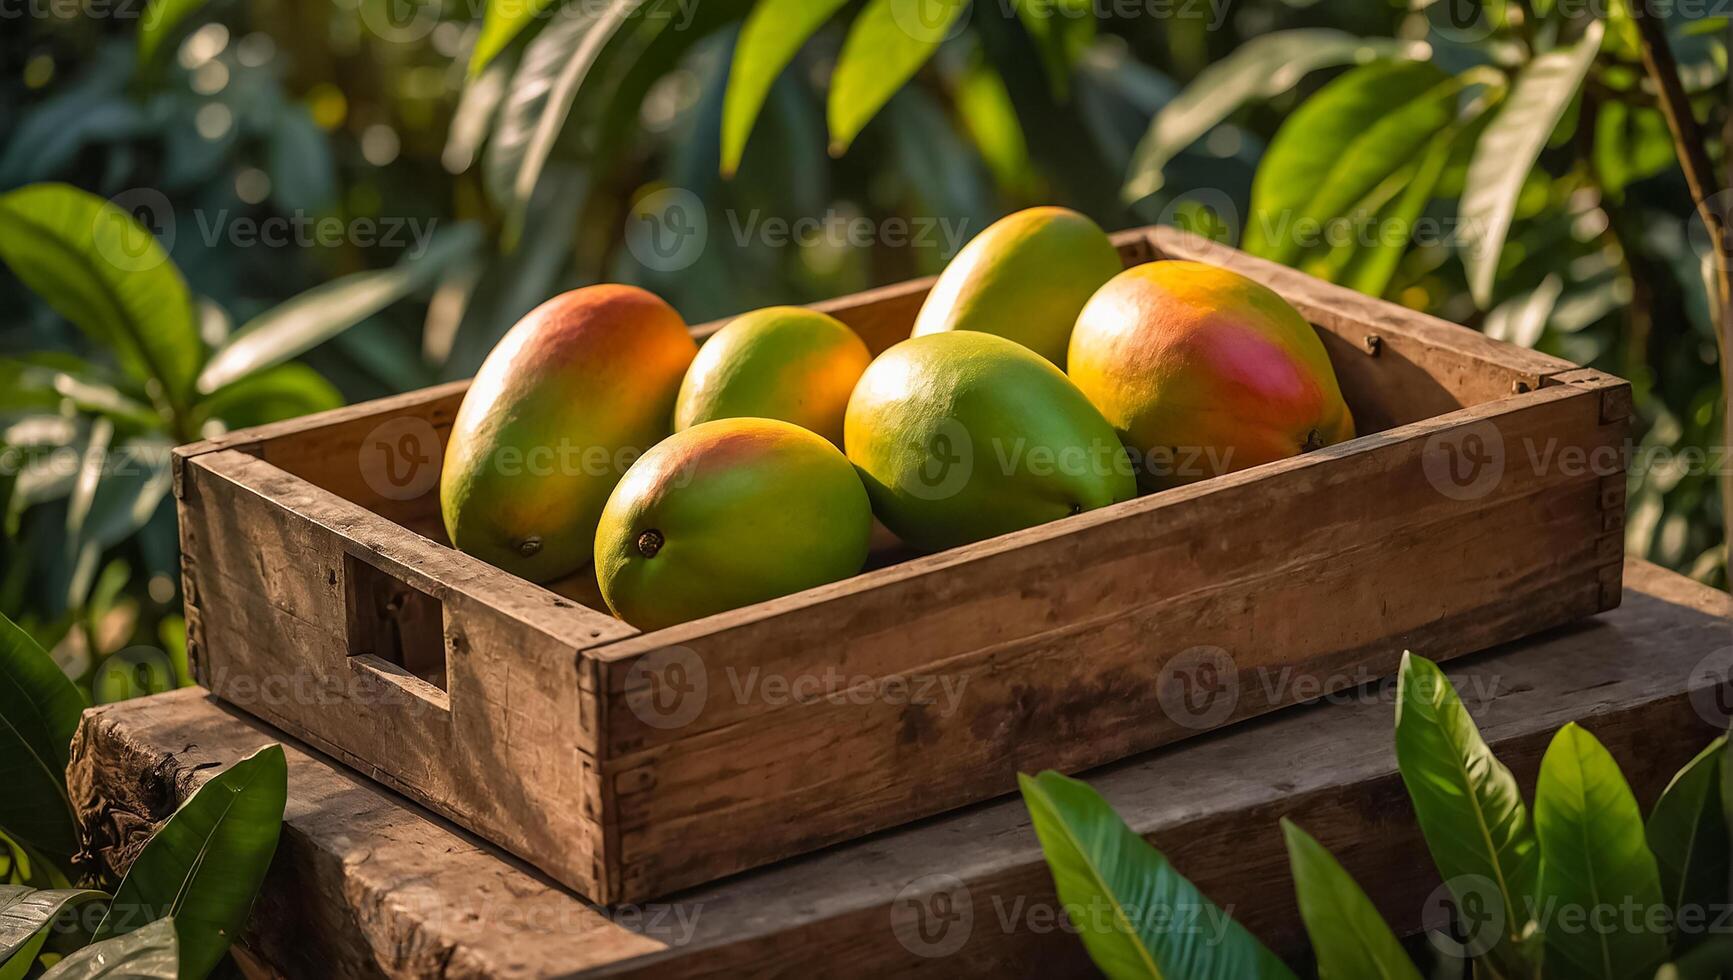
41,917,176,980
0,887,107,980
94,744,286,980
1282,820,1424,980
827,0,970,155
1014,0,1093,101
1458,21,1603,307
137,0,213,66
1019,770,1296,980
1393,653,1538,968
194,363,342,432
194,222,481,394
0,185,202,412
0,357,159,430
470,0,560,76
1535,723,1667,980
1243,61,1459,266
721,0,850,175
0,612,89,868
1122,31,1428,202
1646,738,1728,953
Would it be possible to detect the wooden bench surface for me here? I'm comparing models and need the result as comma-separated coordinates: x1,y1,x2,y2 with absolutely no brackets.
68,559,1732,979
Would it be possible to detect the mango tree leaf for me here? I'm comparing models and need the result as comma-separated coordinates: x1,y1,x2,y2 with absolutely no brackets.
194,363,342,432
827,0,970,155
94,744,286,980
1458,21,1603,306
0,357,159,430
1019,771,1296,980
471,0,559,76
1282,820,1424,980
1535,723,1667,980
0,887,107,980
194,222,481,394
1243,60,1459,265
137,0,213,66
721,0,849,176
1122,31,1428,202
0,185,202,413
506,0,651,225
1014,0,1093,101
0,612,89,869
1646,738,1728,953
41,917,176,980
1394,653,1539,971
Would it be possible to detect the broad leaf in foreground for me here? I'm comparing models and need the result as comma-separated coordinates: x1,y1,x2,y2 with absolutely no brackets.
1019,770,1295,980
1534,723,1666,980
721,0,850,175
1646,737,1728,953
1458,21,1604,306
828,0,970,155
0,184,202,411
1122,30,1427,202
0,613,89,868
94,745,286,980
41,917,176,980
0,887,107,980
1282,820,1423,980
1393,653,1537,968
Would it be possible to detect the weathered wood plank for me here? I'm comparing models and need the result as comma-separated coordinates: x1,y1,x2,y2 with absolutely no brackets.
70,560,1731,979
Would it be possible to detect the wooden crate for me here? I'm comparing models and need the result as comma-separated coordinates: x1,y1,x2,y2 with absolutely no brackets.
172,226,1631,905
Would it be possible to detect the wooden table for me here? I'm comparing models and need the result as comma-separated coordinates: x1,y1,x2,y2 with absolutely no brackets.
68,560,1732,979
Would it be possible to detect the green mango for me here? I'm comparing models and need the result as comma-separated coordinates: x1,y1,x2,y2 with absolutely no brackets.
845,331,1137,552
596,418,873,630
911,206,1123,367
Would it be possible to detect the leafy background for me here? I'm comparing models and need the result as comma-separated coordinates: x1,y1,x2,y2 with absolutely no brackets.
0,0,1726,714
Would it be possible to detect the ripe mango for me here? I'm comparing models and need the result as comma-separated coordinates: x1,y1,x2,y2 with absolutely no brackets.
441,285,697,582
1067,260,1355,487
595,418,872,630
845,331,1136,552
911,206,1123,367
674,306,871,447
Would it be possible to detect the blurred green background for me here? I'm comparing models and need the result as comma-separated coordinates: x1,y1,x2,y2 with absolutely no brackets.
1,0,1726,704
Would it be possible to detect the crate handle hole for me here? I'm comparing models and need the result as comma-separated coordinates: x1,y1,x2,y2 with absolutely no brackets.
344,554,449,698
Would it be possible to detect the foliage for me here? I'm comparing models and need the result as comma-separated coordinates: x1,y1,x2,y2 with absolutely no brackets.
1021,653,1731,979
0,611,285,979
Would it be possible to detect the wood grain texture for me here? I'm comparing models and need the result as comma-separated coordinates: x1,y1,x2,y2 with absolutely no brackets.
175,228,1632,902
71,561,1732,979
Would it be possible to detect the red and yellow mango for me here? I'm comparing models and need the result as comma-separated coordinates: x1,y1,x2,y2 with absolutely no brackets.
1067,261,1354,487
441,285,697,582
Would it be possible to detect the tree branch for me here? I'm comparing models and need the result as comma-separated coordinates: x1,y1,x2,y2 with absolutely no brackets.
1628,4,1731,587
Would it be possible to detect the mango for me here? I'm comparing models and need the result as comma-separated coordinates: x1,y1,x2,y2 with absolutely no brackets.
845,331,1136,552
674,306,871,447
911,206,1123,367
595,418,872,630
1067,260,1355,487
441,285,697,582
